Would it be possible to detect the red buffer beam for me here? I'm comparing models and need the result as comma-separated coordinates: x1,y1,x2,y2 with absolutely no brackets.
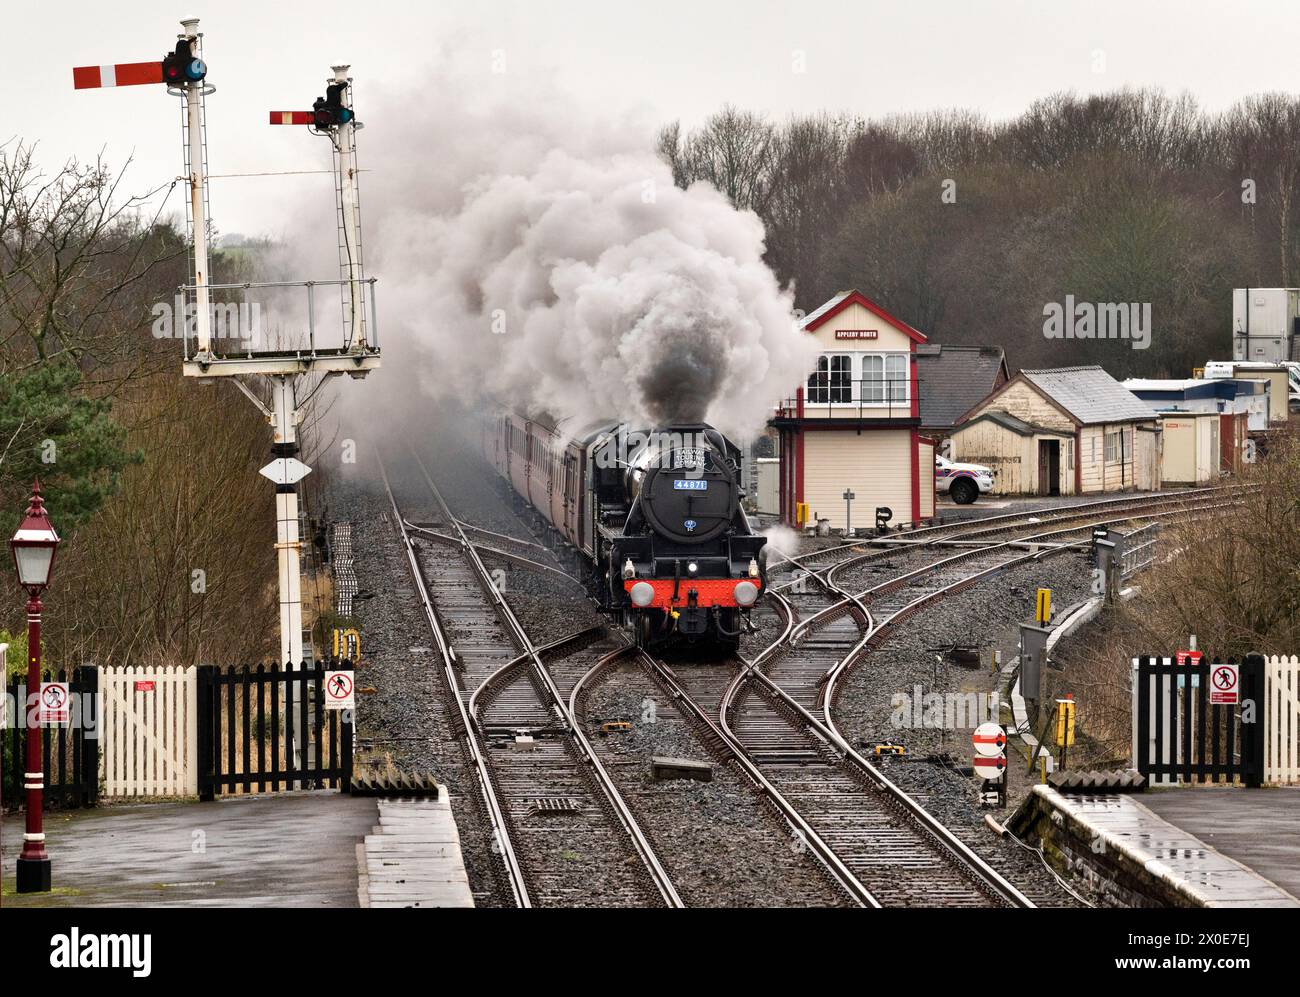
269,112,314,125
73,62,164,89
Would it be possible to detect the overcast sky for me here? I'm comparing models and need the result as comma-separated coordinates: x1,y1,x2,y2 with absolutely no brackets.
6,0,1299,235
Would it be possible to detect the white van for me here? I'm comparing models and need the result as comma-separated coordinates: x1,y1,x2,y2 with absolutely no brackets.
1203,360,1300,413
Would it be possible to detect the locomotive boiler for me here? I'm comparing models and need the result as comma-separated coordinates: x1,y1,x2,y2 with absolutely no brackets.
487,413,766,652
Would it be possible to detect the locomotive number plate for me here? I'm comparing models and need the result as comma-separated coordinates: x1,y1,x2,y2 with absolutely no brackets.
673,479,709,490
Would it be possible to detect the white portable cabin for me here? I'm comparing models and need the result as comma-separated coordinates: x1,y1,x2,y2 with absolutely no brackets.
1232,288,1300,365
1158,412,1220,486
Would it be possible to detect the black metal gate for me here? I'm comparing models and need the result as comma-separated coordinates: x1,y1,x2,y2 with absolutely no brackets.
3,667,99,810
1134,654,1265,786
196,661,353,799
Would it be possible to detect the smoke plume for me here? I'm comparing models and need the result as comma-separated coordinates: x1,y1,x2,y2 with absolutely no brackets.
324,52,818,441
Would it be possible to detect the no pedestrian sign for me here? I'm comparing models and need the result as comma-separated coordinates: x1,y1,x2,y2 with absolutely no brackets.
325,670,354,710
1210,663,1239,705
39,682,70,725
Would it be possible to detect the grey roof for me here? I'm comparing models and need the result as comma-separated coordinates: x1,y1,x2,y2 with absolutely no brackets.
916,345,1008,429
798,290,851,329
1019,366,1157,424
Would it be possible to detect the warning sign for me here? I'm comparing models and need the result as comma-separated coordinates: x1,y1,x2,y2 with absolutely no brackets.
972,722,1006,757
1210,663,1239,705
1176,650,1204,667
973,754,1006,780
39,682,70,724
324,670,354,711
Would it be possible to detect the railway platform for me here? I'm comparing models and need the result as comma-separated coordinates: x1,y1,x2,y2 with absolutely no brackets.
1008,784,1300,908
1,789,473,908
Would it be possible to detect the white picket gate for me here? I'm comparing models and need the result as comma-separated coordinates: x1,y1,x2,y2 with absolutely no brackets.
1265,655,1300,785
101,665,198,797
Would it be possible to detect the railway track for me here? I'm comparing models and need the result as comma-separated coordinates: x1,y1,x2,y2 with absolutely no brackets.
712,488,1245,906
379,451,683,908
377,448,1240,908
770,485,1246,595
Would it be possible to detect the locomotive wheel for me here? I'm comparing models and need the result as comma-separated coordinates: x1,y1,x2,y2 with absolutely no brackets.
634,612,654,648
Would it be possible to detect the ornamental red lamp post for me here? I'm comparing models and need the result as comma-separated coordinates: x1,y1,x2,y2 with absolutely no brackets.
10,479,60,893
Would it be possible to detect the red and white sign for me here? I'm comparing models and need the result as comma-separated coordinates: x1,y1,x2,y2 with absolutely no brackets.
1210,663,1239,705
834,329,879,340
38,682,70,725
973,754,1006,780
135,680,155,693
324,671,354,710
972,722,1007,757
1176,650,1204,667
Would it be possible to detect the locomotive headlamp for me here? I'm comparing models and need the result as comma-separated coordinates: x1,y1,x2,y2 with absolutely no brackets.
734,581,759,606
629,581,655,607
621,558,635,580
748,558,760,579
687,561,698,574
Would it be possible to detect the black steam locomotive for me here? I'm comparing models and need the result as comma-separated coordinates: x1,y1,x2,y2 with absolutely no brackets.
487,414,766,652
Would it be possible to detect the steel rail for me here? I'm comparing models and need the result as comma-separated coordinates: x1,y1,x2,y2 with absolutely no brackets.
408,449,686,909
587,643,883,908
377,455,532,908
404,519,582,585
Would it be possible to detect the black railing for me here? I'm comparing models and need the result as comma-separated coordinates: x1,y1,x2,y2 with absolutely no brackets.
4,667,99,810
1134,655,1265,786
775,377,916,421
196,661,353,799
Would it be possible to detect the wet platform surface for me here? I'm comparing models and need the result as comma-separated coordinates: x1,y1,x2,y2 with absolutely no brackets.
1138,787,1300,902
2,793,378,907
1053,789,1300,907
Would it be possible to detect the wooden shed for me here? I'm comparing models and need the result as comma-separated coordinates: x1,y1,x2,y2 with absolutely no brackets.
950,365,1161,495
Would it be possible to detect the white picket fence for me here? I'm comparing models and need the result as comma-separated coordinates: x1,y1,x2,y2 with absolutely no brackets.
1266,655,1300,785
101,665,198,797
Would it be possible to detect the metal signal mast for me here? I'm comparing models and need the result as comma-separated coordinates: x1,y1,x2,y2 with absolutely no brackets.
73,17,381,765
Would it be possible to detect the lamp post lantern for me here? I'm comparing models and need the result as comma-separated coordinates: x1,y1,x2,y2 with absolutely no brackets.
10,479,60,893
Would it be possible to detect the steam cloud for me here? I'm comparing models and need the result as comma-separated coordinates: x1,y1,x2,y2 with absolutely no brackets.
334,55,819,441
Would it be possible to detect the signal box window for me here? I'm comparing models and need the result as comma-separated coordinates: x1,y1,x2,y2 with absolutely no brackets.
808,354,852,403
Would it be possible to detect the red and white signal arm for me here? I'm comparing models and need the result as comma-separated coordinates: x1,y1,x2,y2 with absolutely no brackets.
972,721,1007,757
1210,663,1239,706
973,754,1006,780
73,62,165,89
325,671,355,711
1176,650,1204,667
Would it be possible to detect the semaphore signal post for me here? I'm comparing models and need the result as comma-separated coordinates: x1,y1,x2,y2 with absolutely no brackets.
73,16,381,766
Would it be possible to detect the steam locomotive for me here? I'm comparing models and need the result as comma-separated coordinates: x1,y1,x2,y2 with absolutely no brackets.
486,413,767,652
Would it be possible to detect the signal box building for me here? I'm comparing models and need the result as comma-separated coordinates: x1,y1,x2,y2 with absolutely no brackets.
773,290,934,531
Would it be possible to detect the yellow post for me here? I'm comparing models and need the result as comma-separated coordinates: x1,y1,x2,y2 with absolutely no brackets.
1054,696,1076,747
1035,588,1052,625
333,627,361,660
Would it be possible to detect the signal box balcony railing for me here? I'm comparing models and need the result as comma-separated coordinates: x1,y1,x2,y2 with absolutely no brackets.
176,277,380,377
773,378,915,422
